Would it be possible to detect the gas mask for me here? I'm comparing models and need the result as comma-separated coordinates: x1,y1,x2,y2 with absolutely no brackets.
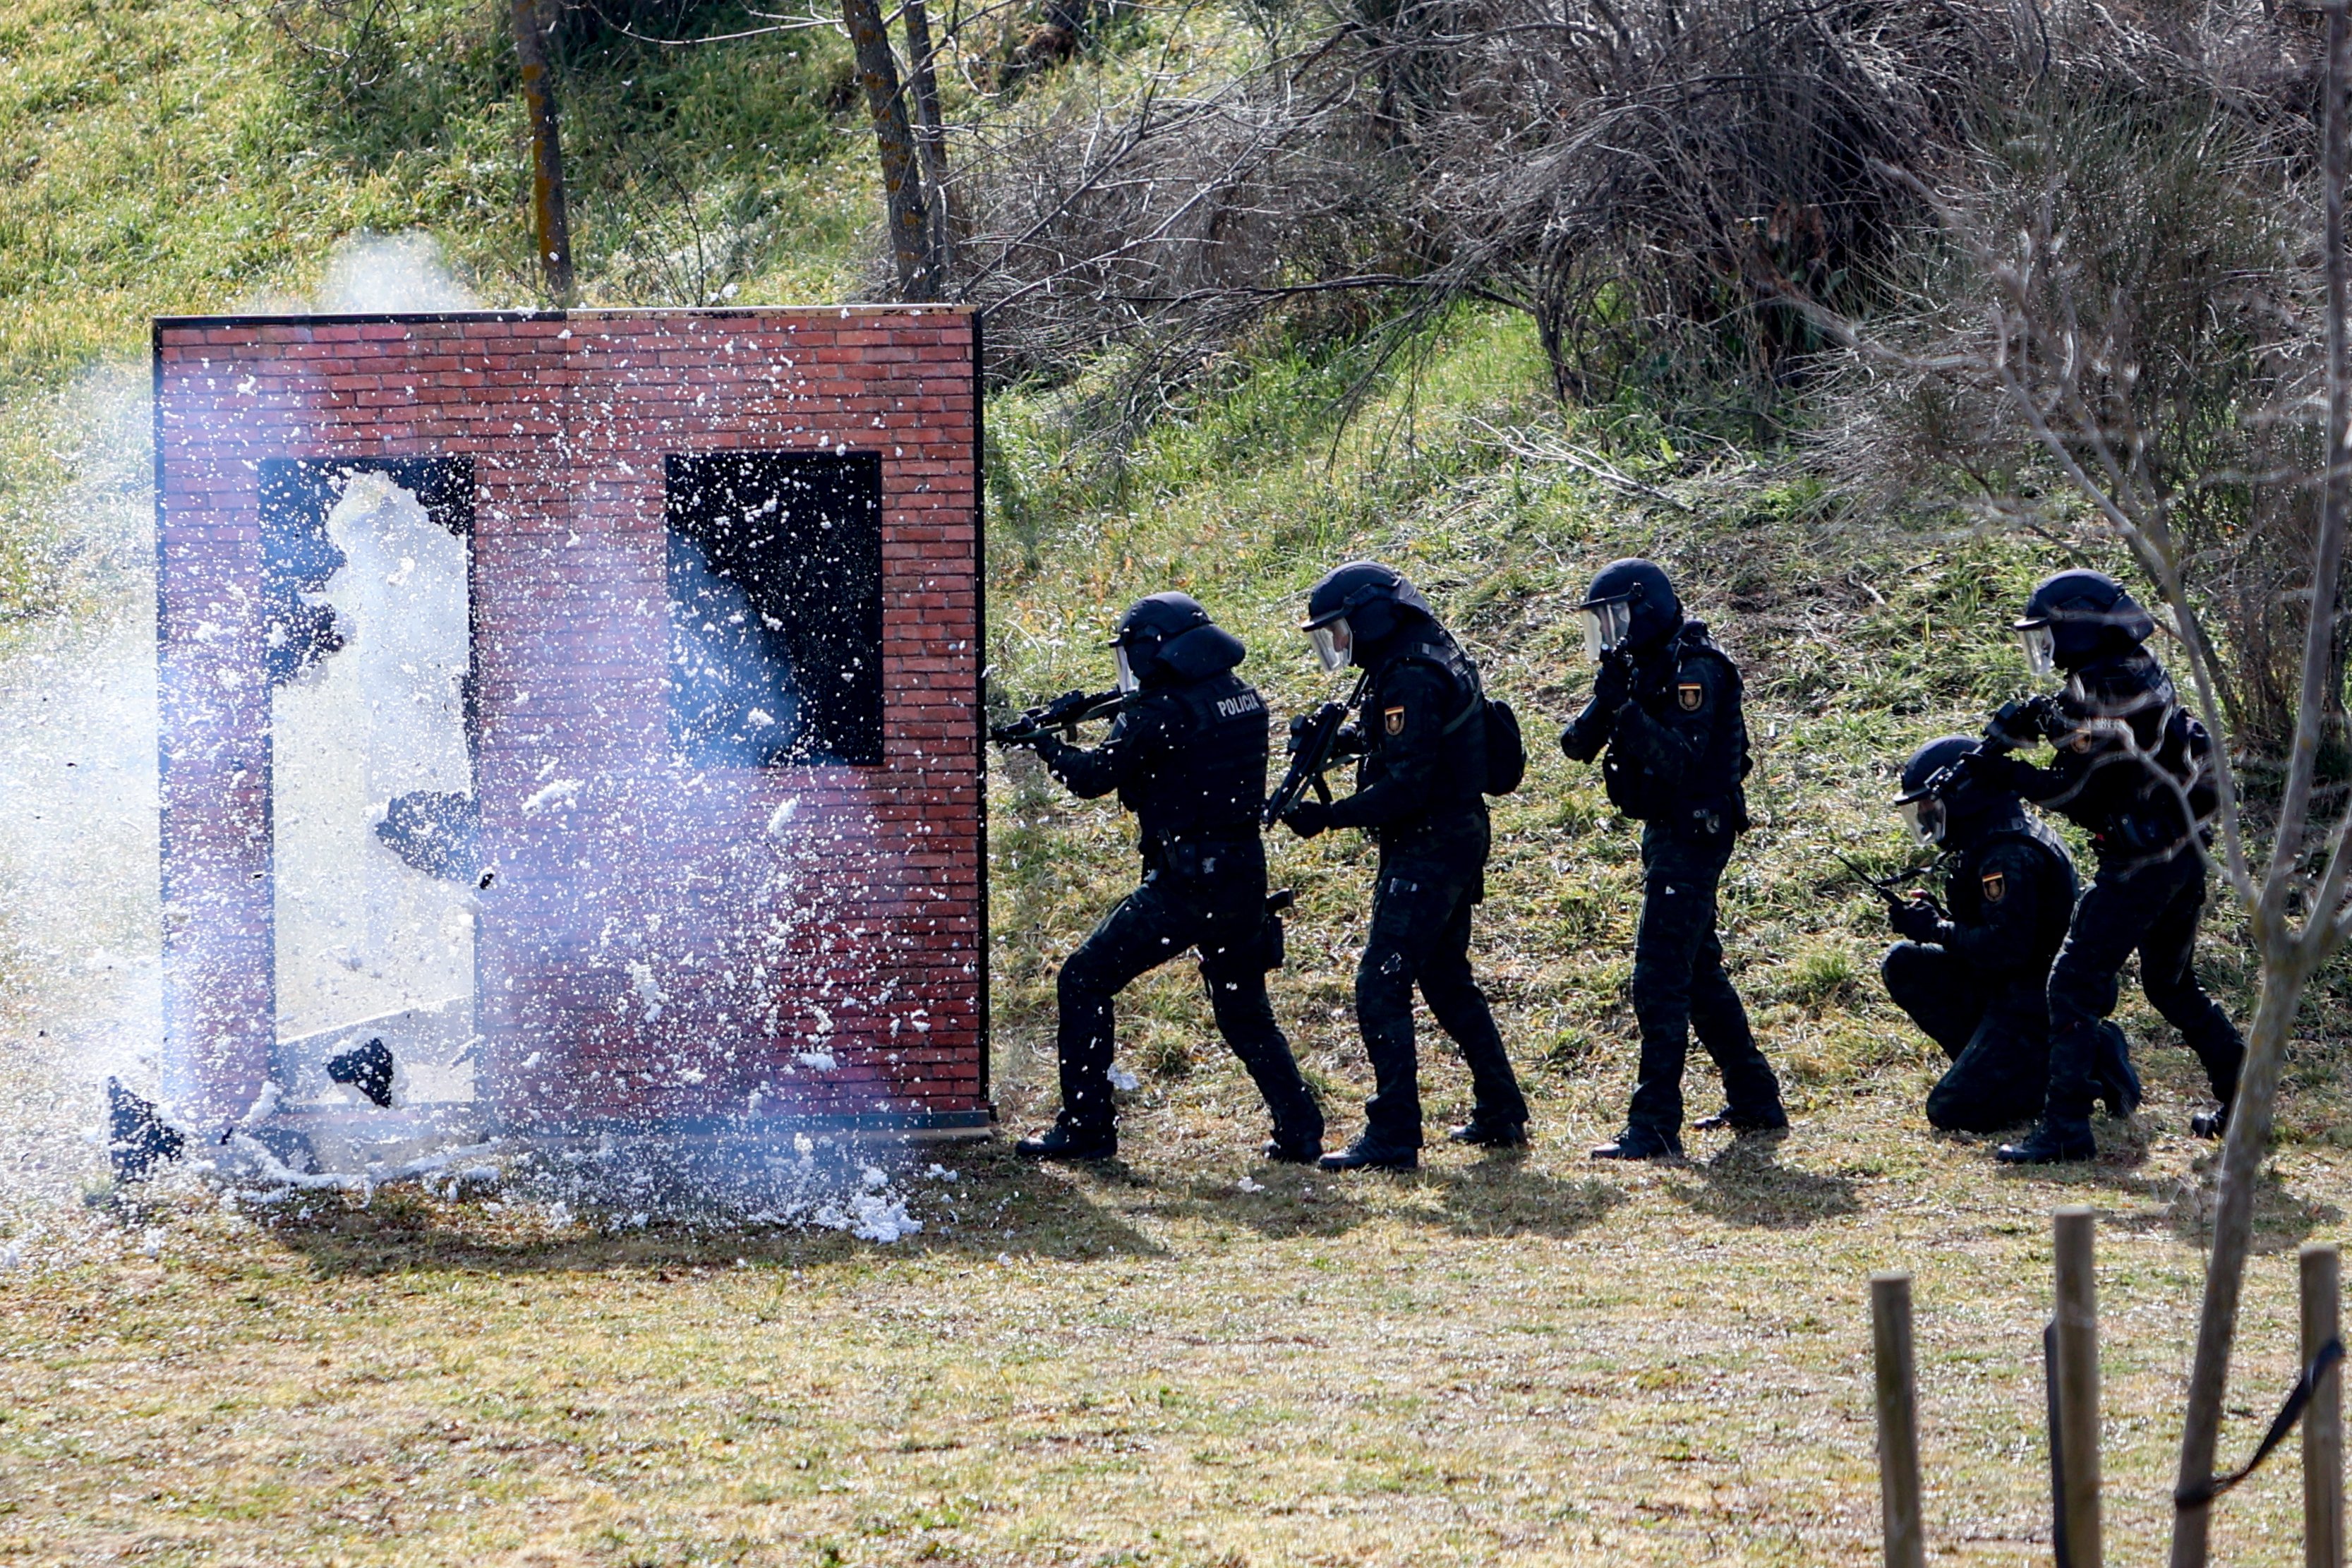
1308,617,1353,674
1897,793,1947,847
1581,598,1634,661
2016,622,2057,678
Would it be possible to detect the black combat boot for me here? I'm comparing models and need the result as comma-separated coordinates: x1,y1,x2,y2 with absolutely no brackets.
2191,1104,2230,1139
1015,1115,1117,1162
1447,1116,1529,1149
1589,1127,1684,1161
2093,1025,2142,1118
1264,1128,1323,1164
1318,1133,1419,1172
1995,1120,2097,1164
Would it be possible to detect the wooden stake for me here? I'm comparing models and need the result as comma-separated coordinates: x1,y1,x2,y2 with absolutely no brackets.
2055,1206,2103,1568
2307,1243,2344,1568
1872,1271,1927,1568
510,0,574,306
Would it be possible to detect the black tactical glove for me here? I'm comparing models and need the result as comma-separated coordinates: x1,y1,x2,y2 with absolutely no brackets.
1888,895,1943,943
1591,649,1633,715
1281,800,1334,839
1028,732,1071,764
1985,699,2050,752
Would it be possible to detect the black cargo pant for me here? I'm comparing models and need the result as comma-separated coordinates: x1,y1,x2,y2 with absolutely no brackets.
2042,846,2243,1130
1881,943,2051,1133
1055,843,1322,1146
1355,841,1528,1149
1627,826,1783,1142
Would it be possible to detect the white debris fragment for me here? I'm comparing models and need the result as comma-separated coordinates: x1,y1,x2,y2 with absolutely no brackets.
1108,1066,1140,1092
521,777,582,815
1237,1176,1265,1194
627,960,665,1022
795,1050,838,1071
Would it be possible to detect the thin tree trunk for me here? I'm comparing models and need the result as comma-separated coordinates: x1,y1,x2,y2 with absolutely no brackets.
512,0,574,306
2172,963,2320,1564
2170,9,2352,1562
842,0,942,301
902,0,955,282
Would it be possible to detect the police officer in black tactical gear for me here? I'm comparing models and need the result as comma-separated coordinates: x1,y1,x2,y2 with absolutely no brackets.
1883,735,2136,1133
1010,592,1325,1163
1957,569,2245,1164
1560,559,1787,1159
1279,561,1529,1172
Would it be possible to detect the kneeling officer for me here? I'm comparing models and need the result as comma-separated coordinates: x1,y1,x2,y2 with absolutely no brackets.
1883,735,2109,1133
1010,592,1324,1163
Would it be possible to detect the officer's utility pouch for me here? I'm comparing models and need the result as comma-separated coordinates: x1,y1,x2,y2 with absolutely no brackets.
1259,888,1294,971
1601,749,1656,820
1481,699,1526,795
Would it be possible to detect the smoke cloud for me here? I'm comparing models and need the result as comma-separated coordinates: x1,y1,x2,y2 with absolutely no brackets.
0,234,943,1270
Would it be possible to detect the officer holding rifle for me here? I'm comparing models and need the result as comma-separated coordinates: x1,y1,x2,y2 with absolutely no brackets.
1559,559,1785,1159
1955,570,2244,1164
992,592,1323,1164
1276,561,1528,1172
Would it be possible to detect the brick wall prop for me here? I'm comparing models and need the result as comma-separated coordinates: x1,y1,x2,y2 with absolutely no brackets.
152,307,988,1137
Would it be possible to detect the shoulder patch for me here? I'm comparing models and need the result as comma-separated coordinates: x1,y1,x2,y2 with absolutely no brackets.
1383,705,1406,736
1677,681,1704,713
1981,869,2006,904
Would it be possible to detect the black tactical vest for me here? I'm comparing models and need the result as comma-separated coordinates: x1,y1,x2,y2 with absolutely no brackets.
2045,650,2208,860
1118,670,1270,846
1946,811,2077,965
1605,622,1751,831
1359,629,1488,817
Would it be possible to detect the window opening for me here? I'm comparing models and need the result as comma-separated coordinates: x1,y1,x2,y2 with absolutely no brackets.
665,451,885,767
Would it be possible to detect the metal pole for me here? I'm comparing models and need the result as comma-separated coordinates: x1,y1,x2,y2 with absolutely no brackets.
1872,1270,1928,1568
2055,1206,2103,1568
2308,1243,2344,1568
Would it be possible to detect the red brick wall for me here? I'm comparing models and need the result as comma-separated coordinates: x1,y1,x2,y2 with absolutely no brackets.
153,307,987,1131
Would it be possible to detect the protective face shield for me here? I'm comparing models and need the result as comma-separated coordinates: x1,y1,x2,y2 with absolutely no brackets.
1581,598,1635,661
1897,793,1947,847
1308,616,1353,674
1114,644,1142,694
2017,622,2057,678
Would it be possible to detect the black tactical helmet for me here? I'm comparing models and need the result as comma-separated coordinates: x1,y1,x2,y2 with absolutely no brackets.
1111,591,1244,690
1577,558,1683,658
1302,561,1434,670
1894,733,2010,845
2014,569,2155,673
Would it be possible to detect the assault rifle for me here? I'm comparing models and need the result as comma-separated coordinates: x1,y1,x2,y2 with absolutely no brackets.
1264,674,1370,827
990,687,1123,749
1914,695,2066,802
1835,852,1947,919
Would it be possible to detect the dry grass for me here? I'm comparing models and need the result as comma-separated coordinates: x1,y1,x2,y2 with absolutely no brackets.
0,1066,2344,1567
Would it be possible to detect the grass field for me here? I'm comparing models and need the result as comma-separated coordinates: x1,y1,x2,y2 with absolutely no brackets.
6,2,2352,1562
0,1076,2343,1566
